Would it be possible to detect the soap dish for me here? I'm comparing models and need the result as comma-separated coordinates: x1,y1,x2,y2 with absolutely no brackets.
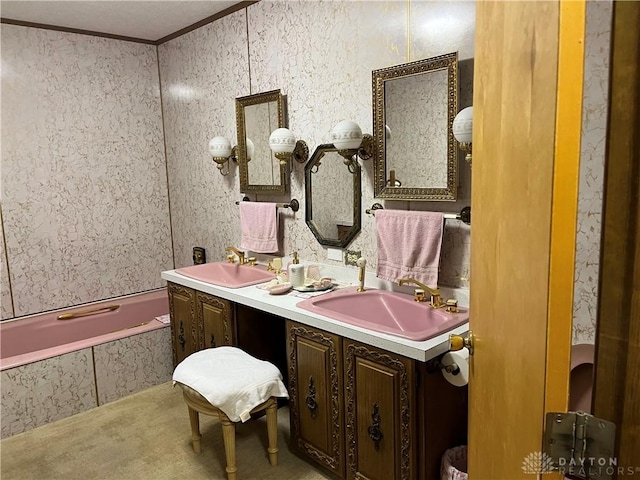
266,282,292,295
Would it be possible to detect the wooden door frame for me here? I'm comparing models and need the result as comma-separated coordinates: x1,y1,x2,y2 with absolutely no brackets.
593,0,640,470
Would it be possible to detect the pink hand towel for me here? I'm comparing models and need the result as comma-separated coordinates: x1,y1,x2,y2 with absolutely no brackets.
375,210,444,287
239,202,279,253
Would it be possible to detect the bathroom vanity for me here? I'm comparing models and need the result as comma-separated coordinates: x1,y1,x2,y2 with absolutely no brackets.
162,268,468,480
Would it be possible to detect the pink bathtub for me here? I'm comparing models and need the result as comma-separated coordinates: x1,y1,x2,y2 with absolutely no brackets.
1,289,169,370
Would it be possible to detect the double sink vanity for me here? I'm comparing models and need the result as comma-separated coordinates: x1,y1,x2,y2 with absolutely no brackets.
161,260,469,480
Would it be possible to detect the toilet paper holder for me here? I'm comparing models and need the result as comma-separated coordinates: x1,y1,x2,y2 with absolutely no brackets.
425,354,463,376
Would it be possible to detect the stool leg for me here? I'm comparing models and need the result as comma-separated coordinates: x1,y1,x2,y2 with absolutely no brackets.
187,407,201,454
266,399,278,467
220,413,237,480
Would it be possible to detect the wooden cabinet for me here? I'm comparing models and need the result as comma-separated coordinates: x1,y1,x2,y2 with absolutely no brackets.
196,290,235,350
288,321,466,480
287,321,345,477
167,282,234,366
287,322,416,480
168,282,197,365
344,340,416,480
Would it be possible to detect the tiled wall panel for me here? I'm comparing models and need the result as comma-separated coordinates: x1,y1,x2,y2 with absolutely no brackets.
94,327,173,405
1,26,173,318
573,0,612,345
1,348,96,438
158,11,249,269
0,224,13,320
159,0,476,288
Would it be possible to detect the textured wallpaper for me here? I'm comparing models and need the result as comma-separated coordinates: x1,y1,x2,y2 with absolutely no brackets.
0,0,609,323
158,10,250,268
159,0,476,289
1,26,172,317
0,222,13,320
572,0,612,345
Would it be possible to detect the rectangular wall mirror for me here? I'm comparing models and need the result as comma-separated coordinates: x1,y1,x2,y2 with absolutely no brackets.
373,52,458,201
236,89,288,195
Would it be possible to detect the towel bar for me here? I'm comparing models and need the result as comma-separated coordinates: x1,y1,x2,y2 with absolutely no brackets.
235,198,299,213
365,203,471,225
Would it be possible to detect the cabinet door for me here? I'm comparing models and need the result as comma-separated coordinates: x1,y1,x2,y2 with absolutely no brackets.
287,321,344,478
344,340,416,480
167,282,197,366
195,291,235,349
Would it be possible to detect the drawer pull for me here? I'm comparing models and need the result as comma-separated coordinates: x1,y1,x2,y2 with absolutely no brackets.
178,322,186,351
368,403,383,450
305,376,318,418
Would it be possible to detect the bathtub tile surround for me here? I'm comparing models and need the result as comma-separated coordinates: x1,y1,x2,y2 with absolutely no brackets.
1,25,173,318
1,327,172,438
1,348,96,438
94,327,173,405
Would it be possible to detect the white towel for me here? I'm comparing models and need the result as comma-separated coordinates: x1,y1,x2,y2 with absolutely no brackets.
172,347,288,423
239,202,279,253
376,210,444,286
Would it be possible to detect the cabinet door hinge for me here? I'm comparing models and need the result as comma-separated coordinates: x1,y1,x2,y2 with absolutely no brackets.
543,411,616,480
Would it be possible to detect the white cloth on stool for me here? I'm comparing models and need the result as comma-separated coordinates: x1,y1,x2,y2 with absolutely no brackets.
172,346,289,423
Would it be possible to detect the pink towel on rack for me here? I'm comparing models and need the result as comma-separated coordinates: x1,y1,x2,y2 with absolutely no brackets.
375,210,444,286
239,202,279,253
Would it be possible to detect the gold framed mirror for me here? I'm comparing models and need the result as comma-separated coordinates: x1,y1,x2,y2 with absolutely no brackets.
373,52,458,200
236,90,287,195
305,144,361,248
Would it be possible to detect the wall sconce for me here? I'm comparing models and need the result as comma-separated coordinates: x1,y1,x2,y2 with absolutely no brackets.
208,137,256,175
330,120,373,173
208,136,237,176
269,128,309,166
453,106,473,166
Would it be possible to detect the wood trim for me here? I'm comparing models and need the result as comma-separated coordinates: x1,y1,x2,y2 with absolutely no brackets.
0,1,258,45
593,0,640,467
0,18,156,45
544,0,586,416
155,1,258,44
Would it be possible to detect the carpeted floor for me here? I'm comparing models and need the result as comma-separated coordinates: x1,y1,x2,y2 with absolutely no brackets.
0,382,333,480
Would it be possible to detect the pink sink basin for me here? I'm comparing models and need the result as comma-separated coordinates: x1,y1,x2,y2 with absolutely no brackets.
297,287,468,341
175,262,275,288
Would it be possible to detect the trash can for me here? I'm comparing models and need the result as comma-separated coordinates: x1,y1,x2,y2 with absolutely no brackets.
441,445,468,480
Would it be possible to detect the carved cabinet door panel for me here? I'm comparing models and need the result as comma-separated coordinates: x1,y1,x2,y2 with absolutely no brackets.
196,291,235,350
286,321,345,478
344,340,416,480
167,282,197,366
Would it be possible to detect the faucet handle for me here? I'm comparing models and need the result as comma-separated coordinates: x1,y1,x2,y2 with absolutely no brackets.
413,289,426,302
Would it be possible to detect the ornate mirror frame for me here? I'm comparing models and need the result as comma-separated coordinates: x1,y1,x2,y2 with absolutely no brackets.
305,144,361,248
373,52,458,200
236,90,287,195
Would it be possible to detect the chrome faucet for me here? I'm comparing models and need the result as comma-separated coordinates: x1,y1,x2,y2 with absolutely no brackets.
397,277,444,308
225,246,246,265
356,257,366,292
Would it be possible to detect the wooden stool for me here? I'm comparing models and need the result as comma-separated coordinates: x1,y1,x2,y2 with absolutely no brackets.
173,347,287,480
178,384,278,480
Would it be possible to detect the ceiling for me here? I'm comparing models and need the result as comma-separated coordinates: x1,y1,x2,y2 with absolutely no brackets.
0,1,244,42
